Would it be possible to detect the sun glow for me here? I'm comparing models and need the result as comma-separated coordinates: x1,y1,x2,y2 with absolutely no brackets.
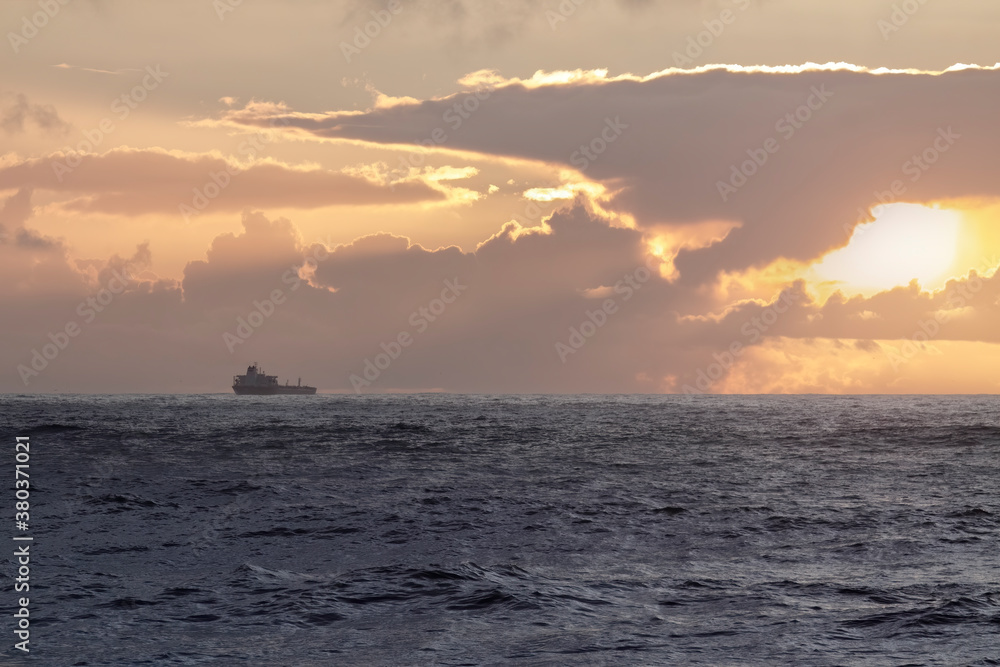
812,203,962,296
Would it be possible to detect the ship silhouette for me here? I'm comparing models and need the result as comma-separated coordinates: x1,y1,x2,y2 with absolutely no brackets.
232,363,316,395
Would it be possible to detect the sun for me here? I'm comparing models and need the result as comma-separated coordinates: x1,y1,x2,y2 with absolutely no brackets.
812,203,962,296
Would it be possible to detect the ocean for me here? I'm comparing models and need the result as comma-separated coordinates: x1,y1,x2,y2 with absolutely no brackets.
2,394,998,665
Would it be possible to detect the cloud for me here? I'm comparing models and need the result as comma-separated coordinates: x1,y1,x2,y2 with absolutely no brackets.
0,189,98,306
2,192,1000,393
0,187,33,239
0,188,61,249
0,202,674,392
341,0,709,47
7,61,1000,393
182,210,308,309
52,63,143,75
0,92,72,136
213,64,1000,286
0,148,447,217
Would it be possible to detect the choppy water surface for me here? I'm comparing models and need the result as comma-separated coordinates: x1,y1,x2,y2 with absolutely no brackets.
2,394,999,665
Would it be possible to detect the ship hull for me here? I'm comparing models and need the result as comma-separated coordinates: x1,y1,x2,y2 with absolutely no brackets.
232,385,316,395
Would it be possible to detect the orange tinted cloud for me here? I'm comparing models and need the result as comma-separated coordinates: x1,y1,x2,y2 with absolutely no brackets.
2,186,998,394
216,65,1000,286
0,148,444,218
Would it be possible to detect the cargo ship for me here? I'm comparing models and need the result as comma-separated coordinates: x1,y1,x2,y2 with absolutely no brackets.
232,364,316,395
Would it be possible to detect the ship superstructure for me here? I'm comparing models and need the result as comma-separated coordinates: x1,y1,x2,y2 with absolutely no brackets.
232,364,316,395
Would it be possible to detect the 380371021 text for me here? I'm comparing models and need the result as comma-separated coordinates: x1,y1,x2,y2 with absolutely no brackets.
13,436,32,653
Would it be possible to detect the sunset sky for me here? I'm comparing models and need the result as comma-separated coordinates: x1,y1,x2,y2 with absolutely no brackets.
4,0,1000,393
